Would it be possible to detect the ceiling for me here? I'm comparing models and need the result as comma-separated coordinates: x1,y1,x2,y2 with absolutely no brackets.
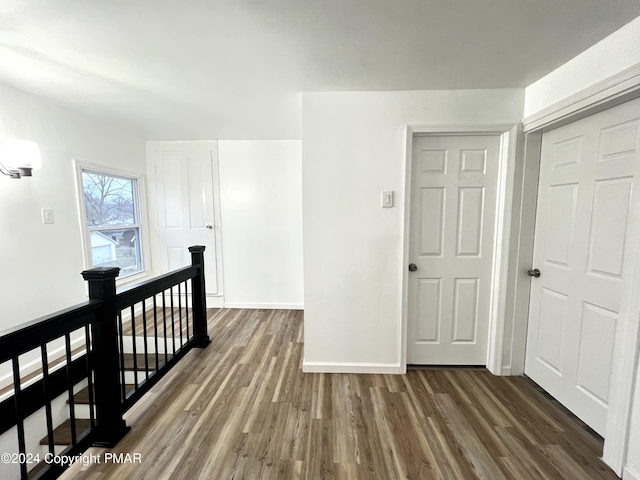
0,1,639,139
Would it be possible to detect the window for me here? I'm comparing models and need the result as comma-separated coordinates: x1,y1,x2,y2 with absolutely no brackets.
80,168,144,278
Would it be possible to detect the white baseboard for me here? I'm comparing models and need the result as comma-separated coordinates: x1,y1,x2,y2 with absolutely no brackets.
624,466,640,480
302,361,402,374
206,295,225,308
223,302,304,310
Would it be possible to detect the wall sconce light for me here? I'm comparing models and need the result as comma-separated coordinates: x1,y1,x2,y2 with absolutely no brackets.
0,139,42,179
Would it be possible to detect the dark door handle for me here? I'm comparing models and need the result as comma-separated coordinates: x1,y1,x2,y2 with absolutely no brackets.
527,268,541,278
409,263,417,272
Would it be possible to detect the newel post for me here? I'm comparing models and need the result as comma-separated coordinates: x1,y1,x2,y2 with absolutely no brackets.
189,246,211,348
81,267,130,447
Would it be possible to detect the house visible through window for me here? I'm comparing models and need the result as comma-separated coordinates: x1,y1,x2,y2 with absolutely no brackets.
81,169,143,277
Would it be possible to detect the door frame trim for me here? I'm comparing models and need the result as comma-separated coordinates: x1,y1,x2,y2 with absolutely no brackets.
400,123,520,375
523,63,640,133
516,90,640,475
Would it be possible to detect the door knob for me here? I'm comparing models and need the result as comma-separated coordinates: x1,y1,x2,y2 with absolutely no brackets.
206,225,213,229
527,268,541,277
408,263,417,272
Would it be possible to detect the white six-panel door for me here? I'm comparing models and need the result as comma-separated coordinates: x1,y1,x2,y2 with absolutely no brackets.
147,145,220,296
407,135,500,365
525,98,640,436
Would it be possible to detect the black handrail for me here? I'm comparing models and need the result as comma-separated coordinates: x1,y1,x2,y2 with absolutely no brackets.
0,246,211,480
0,302,102,362
116,265,196,310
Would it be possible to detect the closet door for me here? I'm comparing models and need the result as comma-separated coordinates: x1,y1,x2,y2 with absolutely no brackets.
525,97,640,435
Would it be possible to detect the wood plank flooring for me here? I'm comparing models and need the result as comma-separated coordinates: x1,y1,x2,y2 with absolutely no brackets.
59,309,617,480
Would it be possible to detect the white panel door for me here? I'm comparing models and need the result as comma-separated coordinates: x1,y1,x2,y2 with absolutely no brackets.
408,135,500,365
525,97,640,436
147,145,220,295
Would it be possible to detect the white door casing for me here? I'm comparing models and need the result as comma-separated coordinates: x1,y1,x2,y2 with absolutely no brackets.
407,135,501,365
525,97,640,436
146,143,221,296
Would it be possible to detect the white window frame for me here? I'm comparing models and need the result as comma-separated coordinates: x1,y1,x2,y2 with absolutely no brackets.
74,160,152,286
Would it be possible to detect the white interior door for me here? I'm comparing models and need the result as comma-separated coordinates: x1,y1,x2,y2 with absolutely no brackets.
147,144,221,296
525,98,640,436
407,135,500,365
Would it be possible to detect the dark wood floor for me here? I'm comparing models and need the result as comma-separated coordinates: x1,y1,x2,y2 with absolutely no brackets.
60,309,618,480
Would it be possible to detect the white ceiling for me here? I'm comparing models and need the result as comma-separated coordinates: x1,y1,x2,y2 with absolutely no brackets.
0,1,639,139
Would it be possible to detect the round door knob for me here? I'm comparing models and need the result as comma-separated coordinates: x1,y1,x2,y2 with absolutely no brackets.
206,225,213,229
527,268,541,277
408,263,418,272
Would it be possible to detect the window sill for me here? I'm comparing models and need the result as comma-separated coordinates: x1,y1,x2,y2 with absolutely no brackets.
116,271,152,290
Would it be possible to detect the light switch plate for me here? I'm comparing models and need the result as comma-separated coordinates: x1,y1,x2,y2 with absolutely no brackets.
42,208,54,224
381,191,393,208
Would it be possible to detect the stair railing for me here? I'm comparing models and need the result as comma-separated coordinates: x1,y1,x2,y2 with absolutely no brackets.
0,246,210,480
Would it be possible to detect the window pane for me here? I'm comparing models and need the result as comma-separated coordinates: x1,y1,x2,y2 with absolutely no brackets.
90,228,142,276
82,171,136,227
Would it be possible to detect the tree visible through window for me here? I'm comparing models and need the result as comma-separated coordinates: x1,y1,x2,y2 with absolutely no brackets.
81,169,143,277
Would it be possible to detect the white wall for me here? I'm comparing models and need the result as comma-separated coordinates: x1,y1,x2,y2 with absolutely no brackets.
218,140,303,309
301,89,524,371
0,83,146,331
524,16,640,117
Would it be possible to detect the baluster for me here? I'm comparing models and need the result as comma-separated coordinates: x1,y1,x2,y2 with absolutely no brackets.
162,291,169,366
117,313,126,401
84,325,96,427
170,288,176,356
40,344,55,455
142,300,149,380
185,281,190,341
178,283,183,348
65,333,77,445
12,356,28,480
153,296,159,371
130,305,138,388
